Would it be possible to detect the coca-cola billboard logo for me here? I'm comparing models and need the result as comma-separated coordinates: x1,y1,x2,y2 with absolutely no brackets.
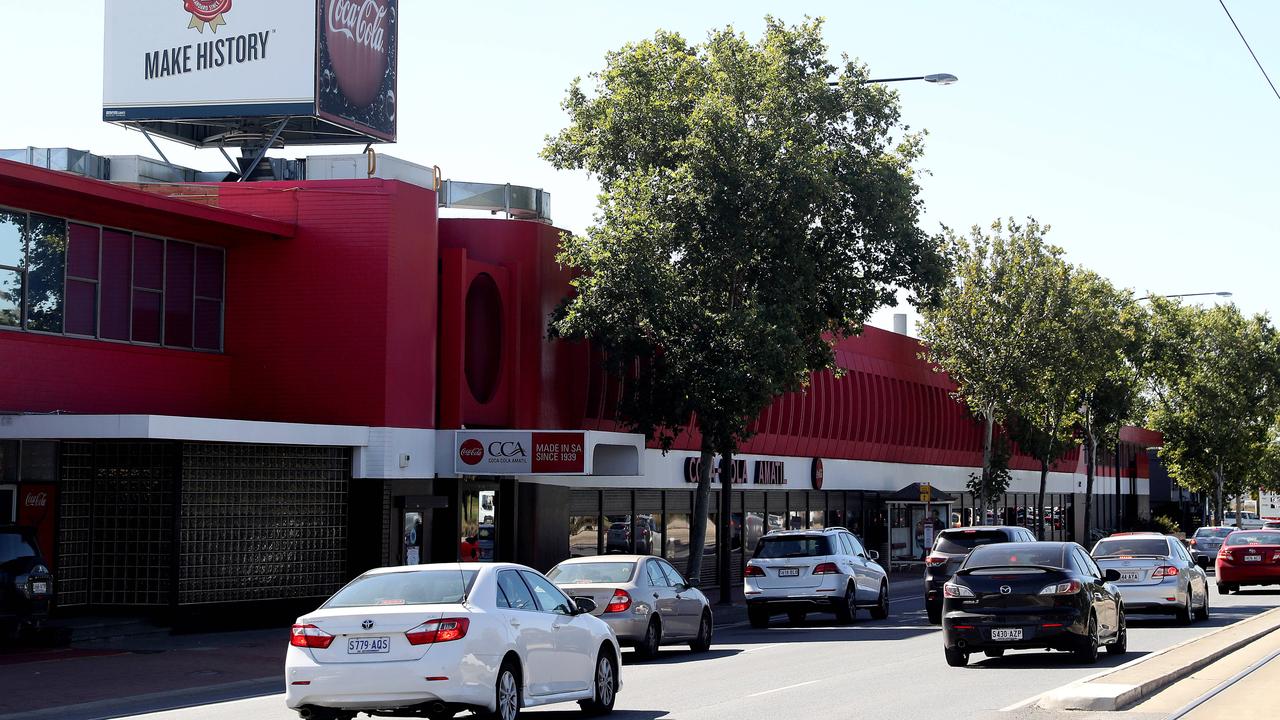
24,492,48,509
459,439,484,466
326,0,390,107
184,0,232,33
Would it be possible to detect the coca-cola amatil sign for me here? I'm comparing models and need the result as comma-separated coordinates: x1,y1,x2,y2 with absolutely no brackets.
317,0,397,141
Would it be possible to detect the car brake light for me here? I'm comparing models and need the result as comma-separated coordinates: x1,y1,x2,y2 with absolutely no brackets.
1151,566,1179,578
1220,549,1233,561
406,617,470,646
290,624,335,649
1188,539,1197,546
744,564,765,577
925,554,949,567
942,582,974,598
605,590,633,613
812,562,840,575
1038,580,1082,595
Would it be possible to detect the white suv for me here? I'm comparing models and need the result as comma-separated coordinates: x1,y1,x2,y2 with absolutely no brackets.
744,527,889,627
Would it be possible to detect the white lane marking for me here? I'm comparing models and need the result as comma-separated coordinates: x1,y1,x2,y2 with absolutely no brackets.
745,679,823,698
742,643,780,653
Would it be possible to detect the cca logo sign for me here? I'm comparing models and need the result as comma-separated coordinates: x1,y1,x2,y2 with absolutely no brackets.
459,439,484,466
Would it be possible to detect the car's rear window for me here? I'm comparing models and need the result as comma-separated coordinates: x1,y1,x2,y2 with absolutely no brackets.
546,562,635,584
324,570,478,608
1226,532,1280,546
935,529,1011,554
1195,528,1234,538
1092,538,1169,557
964,544,1064,569
754,536,834,559
0,533,38,562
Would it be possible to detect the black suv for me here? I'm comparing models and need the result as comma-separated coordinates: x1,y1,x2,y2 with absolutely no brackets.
0,526,54,640
925,526,1034,624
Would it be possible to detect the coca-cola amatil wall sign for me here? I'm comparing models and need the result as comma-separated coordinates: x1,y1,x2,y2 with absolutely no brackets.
317,0,397,141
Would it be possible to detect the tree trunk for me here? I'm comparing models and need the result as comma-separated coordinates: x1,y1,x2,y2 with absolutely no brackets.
980,411,994,526
685,442,714,586
1215,461,1224,528
1084,428,1096,543
1115,439,1123,530
1037,459,1049,541
717,450,734,605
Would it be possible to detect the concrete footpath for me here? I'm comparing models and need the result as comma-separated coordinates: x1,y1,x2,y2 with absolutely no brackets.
1031,606,1280,712
1130,623,1280,718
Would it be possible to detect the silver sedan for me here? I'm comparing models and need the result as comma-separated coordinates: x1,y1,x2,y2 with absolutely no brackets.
1090,532,1211,623
548,555,713,659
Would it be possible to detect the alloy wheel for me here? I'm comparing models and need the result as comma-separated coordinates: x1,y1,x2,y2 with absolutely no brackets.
498,668,519,720
596,655,615,707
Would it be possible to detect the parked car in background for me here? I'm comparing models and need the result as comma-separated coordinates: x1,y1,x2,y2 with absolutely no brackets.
1262,520,1280,530
1090,532,1209,623
0,526,54,641
1222,511,1264,530
924,526,1034,624
547,555,711,659
1188,526,1234,566
286,563,621,720
744,527,887,628
941,542,1126,667
1216,529,1280,594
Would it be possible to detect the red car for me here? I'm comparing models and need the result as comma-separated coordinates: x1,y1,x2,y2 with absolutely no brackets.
1215,529,1280,594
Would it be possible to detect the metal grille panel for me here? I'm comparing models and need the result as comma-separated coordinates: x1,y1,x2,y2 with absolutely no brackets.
178,443,349,605
90,442,177,607
55,443,93,607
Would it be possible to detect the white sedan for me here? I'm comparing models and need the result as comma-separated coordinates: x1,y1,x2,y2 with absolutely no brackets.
285,562,622,720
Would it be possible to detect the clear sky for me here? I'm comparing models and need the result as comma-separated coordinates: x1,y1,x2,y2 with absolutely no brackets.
2,1,1276,332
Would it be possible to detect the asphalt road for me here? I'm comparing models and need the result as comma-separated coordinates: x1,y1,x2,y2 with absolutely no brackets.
120,583,1280,720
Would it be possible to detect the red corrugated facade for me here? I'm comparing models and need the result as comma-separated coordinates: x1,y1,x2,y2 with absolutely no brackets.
0,159,1155,477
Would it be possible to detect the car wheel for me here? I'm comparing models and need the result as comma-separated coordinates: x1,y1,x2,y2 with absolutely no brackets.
870,583,889,620
1074,614,1100,664
1217,582,1233,595
636,618,661,660
1107,609,1127,655
984,648,1005,658
689,611,713,653
748,606,770,629
1175,594,1192,625
944,646,969,667
787,610,806,625
926,602,942,625
578,649,618,716
1195,588,1210,621
483,660,521,720
833,585,856,624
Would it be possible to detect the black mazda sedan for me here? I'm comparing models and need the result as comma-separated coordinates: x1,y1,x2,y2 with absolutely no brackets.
941,541,1126,667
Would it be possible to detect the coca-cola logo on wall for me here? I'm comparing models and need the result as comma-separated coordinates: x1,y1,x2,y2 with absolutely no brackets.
24,491,48,508
317,0,397,140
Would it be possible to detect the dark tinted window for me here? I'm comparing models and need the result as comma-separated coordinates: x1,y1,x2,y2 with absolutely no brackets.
497,570,536,611
1195,527,1233,538
964,544,1065,569
1092,538,1170,557
847,534,866,556
1226,531,1280,546
754,535,834,559
935,529,1012,554
324,570,476,608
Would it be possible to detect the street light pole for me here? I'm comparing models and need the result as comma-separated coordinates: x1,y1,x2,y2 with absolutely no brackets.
828,73,959,86
1135,291,1232,301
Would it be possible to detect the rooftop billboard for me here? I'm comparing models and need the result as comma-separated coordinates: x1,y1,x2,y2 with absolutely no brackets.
103,0,397,145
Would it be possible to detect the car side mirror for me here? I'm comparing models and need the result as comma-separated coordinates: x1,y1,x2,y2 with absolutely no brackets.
867,550,880,561
1196,555,1211,569
1103,568,1121,582
673,582,690,593
572,597,597,615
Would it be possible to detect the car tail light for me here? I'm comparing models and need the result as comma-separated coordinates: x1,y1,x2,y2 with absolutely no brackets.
925,554,949,567
744,564,765,577
942,582,974,598
1151,566,1179,578
290,624,334,649
1188,539,1197,546
406,618,470,646
1219,549,1233,561
812,562,840,575
1038,580,1082,595
604,589,633,613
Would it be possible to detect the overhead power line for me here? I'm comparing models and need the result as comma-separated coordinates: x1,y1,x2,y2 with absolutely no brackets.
1217,0,1280,102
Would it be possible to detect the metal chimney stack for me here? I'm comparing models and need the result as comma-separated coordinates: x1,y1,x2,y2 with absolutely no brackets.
893,313,908,335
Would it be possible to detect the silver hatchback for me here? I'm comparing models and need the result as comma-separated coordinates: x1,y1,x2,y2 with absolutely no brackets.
1090,532,1211,623
1188,526,1234,566
548,555,713,659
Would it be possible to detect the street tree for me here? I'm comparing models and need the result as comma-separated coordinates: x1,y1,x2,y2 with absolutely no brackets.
543,18,948,590
1141,300,1280,525
917,218,1064,528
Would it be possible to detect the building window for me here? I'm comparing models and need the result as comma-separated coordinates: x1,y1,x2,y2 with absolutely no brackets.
569,515,601,558
0,206,225,351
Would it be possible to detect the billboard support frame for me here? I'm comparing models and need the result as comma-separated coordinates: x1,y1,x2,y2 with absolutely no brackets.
238,117,292,182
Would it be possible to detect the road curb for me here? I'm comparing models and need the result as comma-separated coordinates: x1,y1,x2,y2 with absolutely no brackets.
1032,606,1280,712
0,676,280,720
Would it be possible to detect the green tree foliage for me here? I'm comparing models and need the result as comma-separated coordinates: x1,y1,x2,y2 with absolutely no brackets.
966,430,1011,512
918,218,1065,529
543,18,948,585
1141,300,1280,525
